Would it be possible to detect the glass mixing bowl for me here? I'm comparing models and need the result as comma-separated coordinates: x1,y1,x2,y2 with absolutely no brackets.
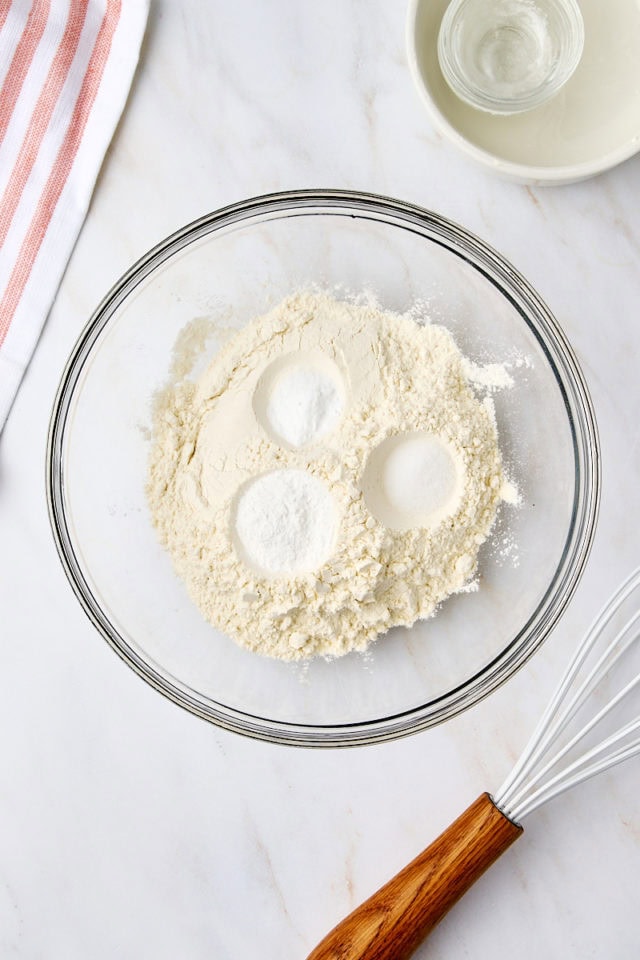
47,191,600,746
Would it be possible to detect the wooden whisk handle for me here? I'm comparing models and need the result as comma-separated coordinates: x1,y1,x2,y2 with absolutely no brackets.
306,793,522,960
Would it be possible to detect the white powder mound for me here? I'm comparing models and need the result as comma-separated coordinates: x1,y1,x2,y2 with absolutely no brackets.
265,366,343,447
147,290,515,662
233,469,338,575
379,434,461,525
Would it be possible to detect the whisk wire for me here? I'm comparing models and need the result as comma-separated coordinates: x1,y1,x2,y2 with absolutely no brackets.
511,715,640,819
504,660,640,814
496,568,640,822
513,731,640,819
495,581,617,804
549,611,640,735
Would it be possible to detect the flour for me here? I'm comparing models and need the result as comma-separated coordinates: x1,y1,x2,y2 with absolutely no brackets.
147,290,516,661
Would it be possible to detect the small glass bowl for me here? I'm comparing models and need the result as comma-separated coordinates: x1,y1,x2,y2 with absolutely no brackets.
438,0,585,115
47,191,599,746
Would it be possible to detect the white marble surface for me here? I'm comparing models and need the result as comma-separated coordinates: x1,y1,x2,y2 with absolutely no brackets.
2,2,640,957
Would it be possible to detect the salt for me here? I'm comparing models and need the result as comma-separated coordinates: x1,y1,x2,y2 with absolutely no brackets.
382,434,461,521
362,432,463,532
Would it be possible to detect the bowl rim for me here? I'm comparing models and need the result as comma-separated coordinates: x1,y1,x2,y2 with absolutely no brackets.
407,0,640,185
46,189,601,747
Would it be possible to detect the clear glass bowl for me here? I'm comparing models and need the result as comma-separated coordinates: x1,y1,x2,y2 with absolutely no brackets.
46,191,600,746
438,0,585,115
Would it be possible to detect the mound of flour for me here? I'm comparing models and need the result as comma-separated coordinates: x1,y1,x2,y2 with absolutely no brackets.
147,290,515,661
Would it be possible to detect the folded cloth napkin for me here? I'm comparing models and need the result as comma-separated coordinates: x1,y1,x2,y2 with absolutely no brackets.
0,0,148,430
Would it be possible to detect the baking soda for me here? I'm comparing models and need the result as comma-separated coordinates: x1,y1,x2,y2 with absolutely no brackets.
233,470,338,575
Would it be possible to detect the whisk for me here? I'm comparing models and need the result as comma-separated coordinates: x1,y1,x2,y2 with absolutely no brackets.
307,568,640,960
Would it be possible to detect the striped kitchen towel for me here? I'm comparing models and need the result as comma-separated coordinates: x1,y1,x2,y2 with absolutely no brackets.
0,0,148,430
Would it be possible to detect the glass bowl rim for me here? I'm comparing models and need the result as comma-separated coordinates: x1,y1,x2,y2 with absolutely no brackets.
46,189,601,747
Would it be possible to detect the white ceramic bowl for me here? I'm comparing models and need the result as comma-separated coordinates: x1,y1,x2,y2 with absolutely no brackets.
407,0,640,184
